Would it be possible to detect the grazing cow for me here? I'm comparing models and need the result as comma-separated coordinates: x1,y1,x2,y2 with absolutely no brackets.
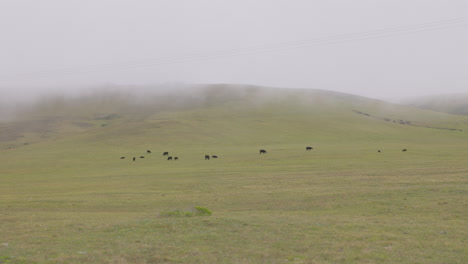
212,155,218,158
306,146,313,151
140,156,145,158
147,150,151,154
120,157,125,159
259,149,267,154
163,152,169,156
133,157,136,161
205,155,210,160
167,156,173,160
174,157,178,160
402,149,407,152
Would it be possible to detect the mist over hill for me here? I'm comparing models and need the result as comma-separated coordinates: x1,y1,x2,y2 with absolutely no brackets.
402,93,468,115
3,84,367,121
1,84,467,150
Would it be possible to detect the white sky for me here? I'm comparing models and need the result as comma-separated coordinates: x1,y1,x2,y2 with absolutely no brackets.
1,0,467,101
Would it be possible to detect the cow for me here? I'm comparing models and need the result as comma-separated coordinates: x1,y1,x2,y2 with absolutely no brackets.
167,156,173,160
402,149,407,152
140,156,145,158
378,150,381,153
120,157,125,159
212,155,218,158
259,149,267,154
306,146,313,151
133,157,136,161
174,157,178,160
205,155,210,160
147,150,151,154
163,152,169,156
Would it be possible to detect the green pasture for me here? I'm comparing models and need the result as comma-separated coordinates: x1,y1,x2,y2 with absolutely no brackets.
0,87,467,263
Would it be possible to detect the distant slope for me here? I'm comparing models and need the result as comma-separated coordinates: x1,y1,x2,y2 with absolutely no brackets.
1,84,467,150
403,93,468,115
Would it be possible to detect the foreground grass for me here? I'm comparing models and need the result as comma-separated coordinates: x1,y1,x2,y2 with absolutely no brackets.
1,138,467,264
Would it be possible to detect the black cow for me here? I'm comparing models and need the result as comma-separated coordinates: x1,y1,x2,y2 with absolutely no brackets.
259,149,267,154
174,157,178,160
402,149,407,152
212,155,218,158
163,152,169,156
205,155,210,160
167,156,173,160
147,150,151,154
120,156,125,159
140,156,145,158
133,157,136,161
378,150,381,153
306,146,313,151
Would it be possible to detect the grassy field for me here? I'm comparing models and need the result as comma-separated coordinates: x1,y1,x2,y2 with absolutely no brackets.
1,86,467,263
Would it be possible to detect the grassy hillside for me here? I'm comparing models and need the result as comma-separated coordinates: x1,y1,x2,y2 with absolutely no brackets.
403,93,468,115
1,85,467,263
2,85,467,150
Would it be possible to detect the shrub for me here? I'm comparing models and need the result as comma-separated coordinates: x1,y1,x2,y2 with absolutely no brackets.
194,206,212,216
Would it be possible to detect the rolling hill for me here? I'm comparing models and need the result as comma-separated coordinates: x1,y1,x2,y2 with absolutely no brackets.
1,84,467,151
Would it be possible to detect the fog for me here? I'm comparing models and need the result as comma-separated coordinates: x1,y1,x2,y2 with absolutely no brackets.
1,0,467,104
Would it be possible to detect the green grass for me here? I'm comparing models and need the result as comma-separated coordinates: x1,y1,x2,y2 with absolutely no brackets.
0,86,467,263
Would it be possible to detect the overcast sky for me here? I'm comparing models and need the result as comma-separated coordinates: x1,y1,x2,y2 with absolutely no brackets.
1,0,467,101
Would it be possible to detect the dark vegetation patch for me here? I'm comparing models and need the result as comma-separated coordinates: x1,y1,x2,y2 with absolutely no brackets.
0,119,56,142
146,120,183,130
424,127,463,131
352,110,370,116
94,114,120,120
160,206,212,218
352,110,463,131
